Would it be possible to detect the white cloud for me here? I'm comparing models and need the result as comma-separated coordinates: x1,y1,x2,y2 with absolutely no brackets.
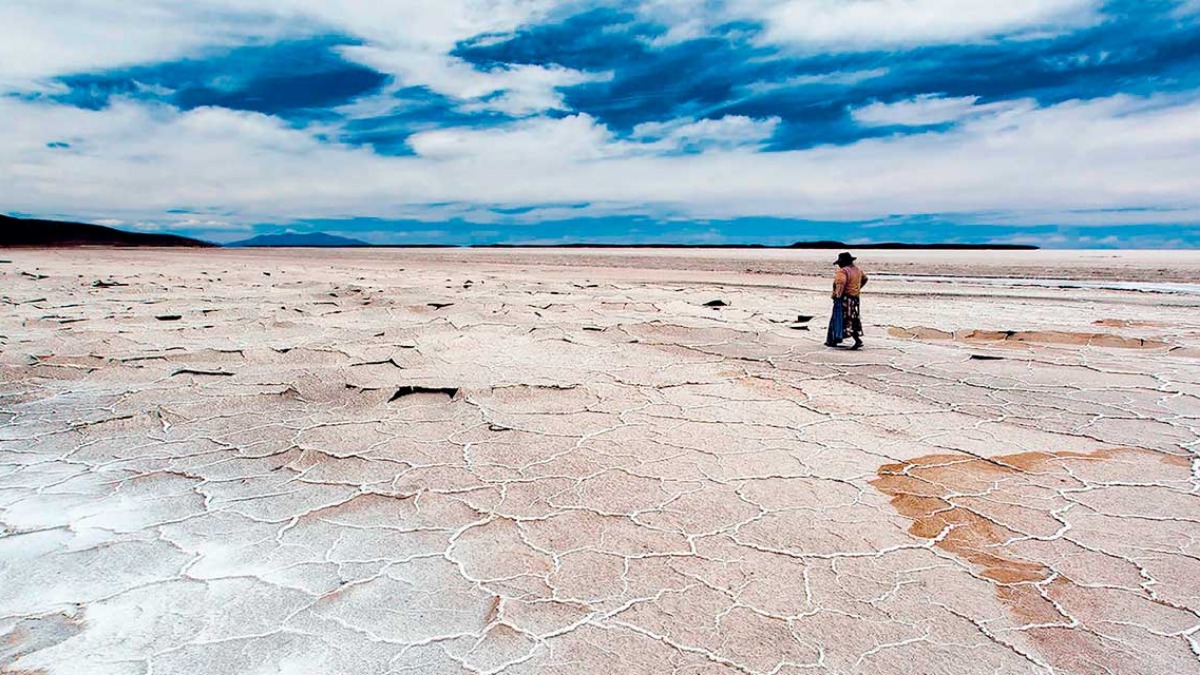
637,0,1101,50
631,115,782,151
0,2,283,86
0,0,589,115
409,114,778,162
743,68,889,95
458,67,613,116
0,0,1112,122
0,1,1108,92
0,0,562,82
752,0,1100,49
306,1,610,116
407,114,619,160
852,94,1034,126
339,46,609,116
4,93,1200,228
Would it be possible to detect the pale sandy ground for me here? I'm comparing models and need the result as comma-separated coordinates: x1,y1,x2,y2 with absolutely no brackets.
2,248,1199,675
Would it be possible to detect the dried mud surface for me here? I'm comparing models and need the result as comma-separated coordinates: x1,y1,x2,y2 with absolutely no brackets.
2,248,1199,675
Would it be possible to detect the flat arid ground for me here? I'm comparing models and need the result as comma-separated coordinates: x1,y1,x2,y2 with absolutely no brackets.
3,248,1200,675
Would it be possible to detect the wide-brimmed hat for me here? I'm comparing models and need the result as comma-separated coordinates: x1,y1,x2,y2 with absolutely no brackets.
835,251,856,266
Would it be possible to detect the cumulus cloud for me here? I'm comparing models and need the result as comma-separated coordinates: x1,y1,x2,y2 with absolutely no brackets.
0,0,579,112
339,46,610,116
0,0,1112,118
4,92,1200,228
852,94,1034,126
1,1,1106,89
743,69,889,95
304,1,611,116
756,0,1100,48
407,114,619,160
638,0,1100,49
0,2,281,87
631,116,782,151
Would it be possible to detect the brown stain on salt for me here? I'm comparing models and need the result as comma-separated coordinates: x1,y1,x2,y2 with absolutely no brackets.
873,447,1189,673
887,326,1169,350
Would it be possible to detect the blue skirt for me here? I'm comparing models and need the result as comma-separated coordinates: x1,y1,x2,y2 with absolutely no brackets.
825,298,845,346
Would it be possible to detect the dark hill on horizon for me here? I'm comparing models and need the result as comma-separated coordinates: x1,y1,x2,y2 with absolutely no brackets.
1,215,213,247
227,232,369,247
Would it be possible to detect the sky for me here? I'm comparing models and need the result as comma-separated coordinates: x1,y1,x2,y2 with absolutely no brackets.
2,1,1200,247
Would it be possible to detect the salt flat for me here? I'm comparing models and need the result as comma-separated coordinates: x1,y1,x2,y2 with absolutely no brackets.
2,248,1199,675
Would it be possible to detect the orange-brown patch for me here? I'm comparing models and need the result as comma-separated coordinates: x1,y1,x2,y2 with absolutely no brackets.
873,447,1189,670
875,454,1052,586
888,326,1168,350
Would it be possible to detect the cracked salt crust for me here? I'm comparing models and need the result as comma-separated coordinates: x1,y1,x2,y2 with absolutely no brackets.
1,248,1199,674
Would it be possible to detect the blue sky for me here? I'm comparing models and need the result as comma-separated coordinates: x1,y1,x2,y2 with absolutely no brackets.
2,1,1199,247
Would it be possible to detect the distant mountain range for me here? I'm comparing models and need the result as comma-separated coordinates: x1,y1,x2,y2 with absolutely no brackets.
227,232,369,247
1,215,213,247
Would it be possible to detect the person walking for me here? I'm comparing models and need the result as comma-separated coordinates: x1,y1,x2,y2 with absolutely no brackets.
825,251,867,349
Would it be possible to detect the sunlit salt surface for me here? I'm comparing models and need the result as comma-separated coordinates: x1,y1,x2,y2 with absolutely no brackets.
2,248,1199,675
